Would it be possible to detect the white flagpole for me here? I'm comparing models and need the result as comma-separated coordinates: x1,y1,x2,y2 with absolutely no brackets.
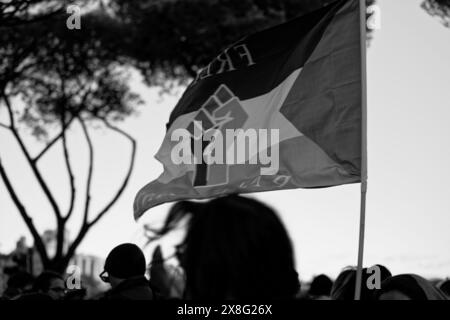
354,0,368,301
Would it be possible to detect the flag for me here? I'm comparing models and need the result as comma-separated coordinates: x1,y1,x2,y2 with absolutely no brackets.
134,0,362,219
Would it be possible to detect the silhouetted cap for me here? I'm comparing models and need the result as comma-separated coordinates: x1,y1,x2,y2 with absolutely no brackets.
309,274,333,297
104,243,146,279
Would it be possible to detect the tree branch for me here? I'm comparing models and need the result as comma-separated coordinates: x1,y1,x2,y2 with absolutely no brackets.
55,116,75,260
62,123,76,222
0,123,10,130
62,117,94,267
88,117,137,227
62,222,89,270
79,118,94,225
1,39,39,93
62,117,137,266
63,117,94,266
0,156,49,266
2,94,62,220
0,3,66,28
33,117,74,162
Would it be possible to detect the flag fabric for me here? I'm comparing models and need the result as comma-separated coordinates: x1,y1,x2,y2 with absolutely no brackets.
134,0,362,219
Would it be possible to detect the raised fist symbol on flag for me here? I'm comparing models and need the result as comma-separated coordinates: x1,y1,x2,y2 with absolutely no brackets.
186,85,248,187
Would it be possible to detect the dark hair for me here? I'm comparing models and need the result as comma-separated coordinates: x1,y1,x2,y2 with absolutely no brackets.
309,274,333,297
331,264,392,300
15,293,54,301
104,243,146,279
33,271,63,293
378,275,427,300
440,280,450,296
6,271,34,289
375,274,448,300
151,195,300,299
64,289,87,300
2,271,34,299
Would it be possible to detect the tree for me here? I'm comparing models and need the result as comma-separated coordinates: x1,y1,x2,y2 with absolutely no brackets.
422,0,450,27
0,8,140,272
0,0,74,27
109,0,378,87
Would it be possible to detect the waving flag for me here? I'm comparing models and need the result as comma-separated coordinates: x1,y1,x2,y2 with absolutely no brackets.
134,0,362,219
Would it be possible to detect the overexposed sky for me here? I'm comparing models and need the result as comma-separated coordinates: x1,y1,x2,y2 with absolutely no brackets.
1,0,449,281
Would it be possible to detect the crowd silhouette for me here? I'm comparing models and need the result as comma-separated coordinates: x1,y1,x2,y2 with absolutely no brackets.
1,195,449,301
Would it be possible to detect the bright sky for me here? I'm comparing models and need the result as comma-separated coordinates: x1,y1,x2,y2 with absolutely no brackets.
1,0,450,281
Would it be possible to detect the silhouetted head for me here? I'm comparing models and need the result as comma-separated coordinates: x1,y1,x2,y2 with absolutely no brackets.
153,195,300,299
375,274,448,300
64,288,87,300
15,292,54,301
331,264,392,300
438,279,450,298
102,243,146,288
3,271,34,299
33,271,65,300
308,274,333,298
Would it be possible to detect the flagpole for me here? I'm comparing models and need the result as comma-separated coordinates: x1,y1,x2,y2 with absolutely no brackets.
354,0,368,301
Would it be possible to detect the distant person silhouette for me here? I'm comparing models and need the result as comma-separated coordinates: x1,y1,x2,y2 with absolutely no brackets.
64,288,87,300
150,194,300,299
100,243,153,300
149,245,185,300
438,279,450,299
375,274,448,300
331,264,392,300
308,274,333,300
31,271,66,300
1,271,34,300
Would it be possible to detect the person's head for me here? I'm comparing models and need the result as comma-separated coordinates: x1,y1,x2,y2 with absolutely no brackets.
438,279,450,298
15,293,54,301
3,271,34,299
33,271,65,300
331,264,392,300
152,195,300,299
101,243,146,289
64,288,87,300
375,274,448,300
308,274,333,299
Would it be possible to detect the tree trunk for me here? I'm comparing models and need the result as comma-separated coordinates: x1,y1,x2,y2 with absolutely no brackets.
44,257,72,275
